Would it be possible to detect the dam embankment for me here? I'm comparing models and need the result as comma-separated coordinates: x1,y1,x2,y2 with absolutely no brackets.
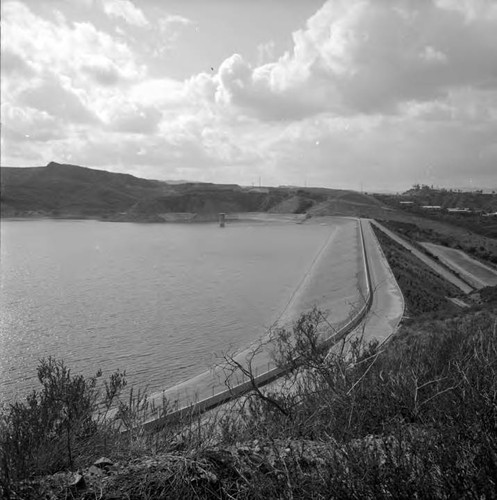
155,212,308,223
143,217,371,431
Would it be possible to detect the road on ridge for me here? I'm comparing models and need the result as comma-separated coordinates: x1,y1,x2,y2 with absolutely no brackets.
420,242,497,289
342,219,404,347
370,220,473,294
221,218,406,406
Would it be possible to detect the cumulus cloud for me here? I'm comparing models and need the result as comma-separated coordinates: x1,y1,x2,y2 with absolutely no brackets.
80,57,123,86
102,0,148,27
0,48,35,77
215,53,337,120
158,14,192,31
211,0,497,119
1,104,62,143
129,78,187,108
1,0,153,167
2,1,144,86
435,0,497,22
18,78,98,124
2,0,496,190
148,13,194,56
111,104,162,134
257,40,276,65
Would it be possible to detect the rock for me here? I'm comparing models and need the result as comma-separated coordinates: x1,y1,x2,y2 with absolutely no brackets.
69,473,86,490
88,465,104,477
94,457,113,468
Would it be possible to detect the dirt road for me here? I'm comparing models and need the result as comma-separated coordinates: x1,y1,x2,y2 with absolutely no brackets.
420,242,497,289
370,220,473,294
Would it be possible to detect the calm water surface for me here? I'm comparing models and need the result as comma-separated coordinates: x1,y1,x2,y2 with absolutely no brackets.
0,219,331,404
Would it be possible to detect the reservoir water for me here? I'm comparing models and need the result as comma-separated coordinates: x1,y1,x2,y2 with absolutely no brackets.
0,219,333,405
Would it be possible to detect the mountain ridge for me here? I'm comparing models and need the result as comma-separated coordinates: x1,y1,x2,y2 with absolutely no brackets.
0,162,384,221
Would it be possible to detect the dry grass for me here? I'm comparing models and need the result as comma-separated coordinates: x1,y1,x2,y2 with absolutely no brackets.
2,307,497,499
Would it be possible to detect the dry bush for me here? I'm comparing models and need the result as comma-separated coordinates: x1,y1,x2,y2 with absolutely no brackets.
3,309,496,499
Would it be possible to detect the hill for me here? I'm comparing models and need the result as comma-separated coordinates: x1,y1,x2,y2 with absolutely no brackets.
0,162,385,221
308,190,386,218
0,162,168,218
373,186,497,240
401,184,497,211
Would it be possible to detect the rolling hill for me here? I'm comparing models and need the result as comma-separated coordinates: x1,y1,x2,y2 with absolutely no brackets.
0,162,386,222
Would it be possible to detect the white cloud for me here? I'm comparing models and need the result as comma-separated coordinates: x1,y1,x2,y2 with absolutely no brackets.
1,103,61,143
256,40,276,65
420,46,448,64
1,0,152,165
0,48,35,77
129,78,186,108
435,0,497,22
149,13,194,56
110,104,162,134
18,77,98,124
214,54,332,121
2,2,144,86
102,0,148,27
2,0,496,190
80,61,121,86
208,0,497,119
158,14,192,31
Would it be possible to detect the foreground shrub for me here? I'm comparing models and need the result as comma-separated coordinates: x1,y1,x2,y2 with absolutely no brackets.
217,309,497,498
2,309,496,498
0,358,127,493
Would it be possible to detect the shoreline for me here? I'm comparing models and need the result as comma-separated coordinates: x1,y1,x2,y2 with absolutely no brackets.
146,218,367,421
0,212,309,225
1,216,361,409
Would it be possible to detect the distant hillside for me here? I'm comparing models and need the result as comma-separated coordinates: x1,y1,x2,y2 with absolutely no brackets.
372,186,497,239
396,185,497,212
0,162,385,221
0,162,168,218
308,190,386,218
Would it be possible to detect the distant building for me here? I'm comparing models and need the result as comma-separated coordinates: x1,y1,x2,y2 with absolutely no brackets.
447,208,471,214
421,205,442,210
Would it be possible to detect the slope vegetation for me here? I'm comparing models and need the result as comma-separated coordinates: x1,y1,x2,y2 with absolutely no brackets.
0,162,167,217
308,190,387,218
1,162,388,221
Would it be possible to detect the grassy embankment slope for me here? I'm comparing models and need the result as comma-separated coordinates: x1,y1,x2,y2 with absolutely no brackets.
373,186,497,254
2,220,497,498
372,224,463,317
375,217,497,269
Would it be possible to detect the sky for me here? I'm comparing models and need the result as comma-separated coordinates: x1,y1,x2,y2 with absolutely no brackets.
1,0,497,191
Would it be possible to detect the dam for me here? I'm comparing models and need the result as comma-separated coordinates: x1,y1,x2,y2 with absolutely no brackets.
143,216,369,428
